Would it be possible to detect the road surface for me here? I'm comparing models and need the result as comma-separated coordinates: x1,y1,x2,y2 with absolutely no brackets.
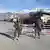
0,21,50,50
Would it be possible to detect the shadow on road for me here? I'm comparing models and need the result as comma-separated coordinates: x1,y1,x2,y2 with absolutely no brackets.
0,32,14,40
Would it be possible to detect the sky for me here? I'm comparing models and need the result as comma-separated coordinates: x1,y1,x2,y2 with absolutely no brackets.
0,0,50,12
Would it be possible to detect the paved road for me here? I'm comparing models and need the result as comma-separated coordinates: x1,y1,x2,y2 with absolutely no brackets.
0,21,14,36
0,21,50,50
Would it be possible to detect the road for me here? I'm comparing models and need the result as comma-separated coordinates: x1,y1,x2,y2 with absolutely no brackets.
0,21,50,50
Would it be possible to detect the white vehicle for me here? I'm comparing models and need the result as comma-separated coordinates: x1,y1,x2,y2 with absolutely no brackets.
41,15,50,24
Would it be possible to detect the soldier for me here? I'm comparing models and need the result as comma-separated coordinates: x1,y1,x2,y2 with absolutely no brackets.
13,17,22,40
34,18,44,39
16,17,22,37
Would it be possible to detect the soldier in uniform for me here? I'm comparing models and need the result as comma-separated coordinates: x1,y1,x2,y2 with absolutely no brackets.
13,17,22,40
34,17,43,39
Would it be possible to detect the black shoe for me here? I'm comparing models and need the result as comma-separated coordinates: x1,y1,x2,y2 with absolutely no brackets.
34,36,36,39
38,36,40,39
12,37,15,40
16,38,18,40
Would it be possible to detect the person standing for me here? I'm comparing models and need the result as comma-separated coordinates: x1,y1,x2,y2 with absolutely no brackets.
13,17,22,40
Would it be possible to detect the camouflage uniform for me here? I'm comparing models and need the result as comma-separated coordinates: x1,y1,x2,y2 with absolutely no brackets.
34,19,43,39
13,17,22,39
